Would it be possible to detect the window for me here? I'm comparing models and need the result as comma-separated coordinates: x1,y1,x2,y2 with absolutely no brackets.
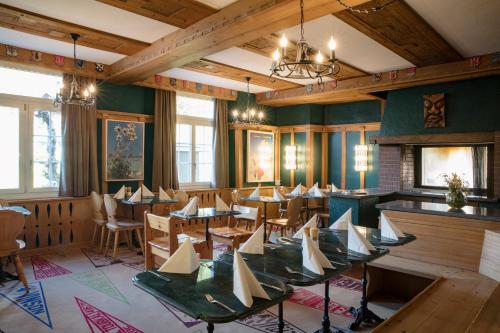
0,67,62,197
176,94,214,187
416,145,489,194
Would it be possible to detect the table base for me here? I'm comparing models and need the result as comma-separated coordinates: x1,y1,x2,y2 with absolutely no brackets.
348,263,384,330
312,281,345,333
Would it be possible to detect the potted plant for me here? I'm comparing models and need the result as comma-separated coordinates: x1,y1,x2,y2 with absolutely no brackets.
442,173,468,209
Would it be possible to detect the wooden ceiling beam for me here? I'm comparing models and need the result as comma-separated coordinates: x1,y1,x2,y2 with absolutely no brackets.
0,3,148,56
240,34,368,80
256,52,500,106
333,0,463,67
95,0,217,29
182,59,301,90
107,0,371,84
0,43,236,100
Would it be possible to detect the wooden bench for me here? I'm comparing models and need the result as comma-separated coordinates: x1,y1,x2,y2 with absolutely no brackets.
369,255,499,333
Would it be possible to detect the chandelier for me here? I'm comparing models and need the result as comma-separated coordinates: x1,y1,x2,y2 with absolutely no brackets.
54,33,96,107
270,0,339,85
231,77,264,124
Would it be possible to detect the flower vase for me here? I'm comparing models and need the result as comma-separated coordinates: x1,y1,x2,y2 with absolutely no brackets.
446,190,466,209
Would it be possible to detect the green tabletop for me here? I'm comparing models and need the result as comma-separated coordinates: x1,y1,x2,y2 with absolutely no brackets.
321,227,416,247
217,244,351,286
133,260,292,324
121,197,178,205
242,196,285,203
170,208,240,220
0,206,31,216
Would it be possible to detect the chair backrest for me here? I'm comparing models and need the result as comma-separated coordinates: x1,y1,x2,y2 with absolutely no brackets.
278,186,290,195
285,196,303,227
166,188,176,199
0,210,25,252
232,204,262,230
0,199,9,208
231,189,242,205
173,190,189,210
103,194,118,224
90,191,107,221
144,212,182,253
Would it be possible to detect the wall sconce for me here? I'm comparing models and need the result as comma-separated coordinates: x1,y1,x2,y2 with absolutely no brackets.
285,145,297,170
354,144,368,172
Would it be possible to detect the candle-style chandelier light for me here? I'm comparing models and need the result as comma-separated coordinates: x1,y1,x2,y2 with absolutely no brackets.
231,77,264,124
54,33,96,107
270,0,339,85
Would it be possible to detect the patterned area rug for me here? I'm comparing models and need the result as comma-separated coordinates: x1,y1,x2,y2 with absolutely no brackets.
0,247,395,333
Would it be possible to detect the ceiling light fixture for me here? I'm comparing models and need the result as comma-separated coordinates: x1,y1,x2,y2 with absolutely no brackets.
231,77,264,124
270,0,340,85
54,33,96,107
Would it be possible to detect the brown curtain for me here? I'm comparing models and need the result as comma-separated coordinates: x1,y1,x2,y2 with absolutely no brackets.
471,146,486,195
152,89,179,190
59,74,99,197
211,99,229,188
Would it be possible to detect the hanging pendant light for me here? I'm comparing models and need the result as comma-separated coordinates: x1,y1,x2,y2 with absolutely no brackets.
231,77,264,124
54,33,96,107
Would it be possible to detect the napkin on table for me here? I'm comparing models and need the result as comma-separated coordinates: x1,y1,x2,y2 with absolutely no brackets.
273,188,286,201
113,186,126,200
181,197,199,215
248,187,260,199
290,183,305,196
141,184,155,198
380,212,404,240
293,214,319,239
215,195,231,212
348,221,376,255
233,250,270,307
159,187,172,201
158,238,200,274
329,208,351,230
308,183,325,197
128,188,142,203
302,235,334,275
239,224,265,254
331,183,339,192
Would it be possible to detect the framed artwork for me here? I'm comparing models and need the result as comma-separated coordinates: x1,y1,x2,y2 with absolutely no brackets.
104,119,145,181
247,130,275,183
424,93,445,128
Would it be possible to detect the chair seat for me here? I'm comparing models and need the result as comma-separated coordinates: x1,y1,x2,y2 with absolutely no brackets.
148,234,206,252
209,227,253,239
266,218,289,227
0,239,25,257
107,220,143,230
94,218,107,225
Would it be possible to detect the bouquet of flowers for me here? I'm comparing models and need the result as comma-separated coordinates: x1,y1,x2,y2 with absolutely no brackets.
441,173,468,209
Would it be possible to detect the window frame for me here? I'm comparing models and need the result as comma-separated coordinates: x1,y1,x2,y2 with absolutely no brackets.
414,144,492,196
0,92,61,198
176,97,214,189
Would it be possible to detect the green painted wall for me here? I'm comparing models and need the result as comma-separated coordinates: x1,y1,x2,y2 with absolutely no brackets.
328,132,342,187
273,104,324,125
365,130,379,188
313,132,322,185
381,76,500,136
280,133,292,186
346,131,361,190
324,100,381,125
294,132,307,185
96,81,155,193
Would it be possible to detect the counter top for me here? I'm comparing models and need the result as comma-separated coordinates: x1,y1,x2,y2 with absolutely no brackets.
397,190,497,203
376,200,500,222
328,188,394,199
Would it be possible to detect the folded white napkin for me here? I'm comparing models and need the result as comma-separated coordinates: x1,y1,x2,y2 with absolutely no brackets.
233,250,270,307
308,184,325,197
302,236,333,275
380,212,404,240
233,205,258,221
181,197,199,215
329,208,351,230
239,225,265,254
141,184,154,198
128,188,142,203
158,238,200,274
331,183,339,192
348,221,376,255
293,214,319,239
248,187,260,199
273,188,285,201
215,195,231,212
290,183,305,196
159,187,172,201
113,186,126,200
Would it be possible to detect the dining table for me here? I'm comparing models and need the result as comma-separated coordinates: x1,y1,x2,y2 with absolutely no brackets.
133,259,293,333
170,208,240,243
241,196,286,242
286,192,328,220
120,196,178,218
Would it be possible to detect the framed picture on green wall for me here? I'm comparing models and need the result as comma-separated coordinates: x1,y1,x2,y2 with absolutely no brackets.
104,119,145,181
247,130,274,183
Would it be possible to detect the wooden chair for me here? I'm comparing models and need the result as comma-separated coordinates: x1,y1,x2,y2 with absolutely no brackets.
0,199,9,207
172,190,189,211
266,196,303,241
103,194,145,260
209,205,262,251
90,191,108,252
0,210,28,290
144,212,211,270
231,189,242,205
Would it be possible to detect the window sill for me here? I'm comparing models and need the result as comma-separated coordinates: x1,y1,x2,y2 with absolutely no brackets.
0,191,59,200
179,183,211,191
